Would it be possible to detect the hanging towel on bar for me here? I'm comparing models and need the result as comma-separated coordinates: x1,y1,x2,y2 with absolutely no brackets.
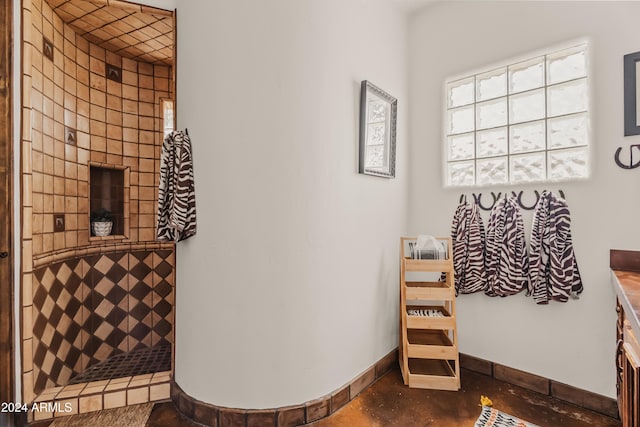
529,191,582,304
157,130,197,242
449,198,487,295
484,195,528,297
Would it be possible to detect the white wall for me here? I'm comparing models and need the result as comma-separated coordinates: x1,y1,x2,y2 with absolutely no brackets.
137,0,176,10
408,1,640,398
175,0,408,408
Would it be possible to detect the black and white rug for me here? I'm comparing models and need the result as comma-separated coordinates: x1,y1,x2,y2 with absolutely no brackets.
474,405,539,427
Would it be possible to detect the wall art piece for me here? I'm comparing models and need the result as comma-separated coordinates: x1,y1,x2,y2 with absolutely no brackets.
359,80,397,178
624,51,640,136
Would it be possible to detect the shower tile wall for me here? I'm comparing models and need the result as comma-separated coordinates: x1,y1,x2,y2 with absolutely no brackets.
25,0,171,255
31,250,175,393
21,0,175,403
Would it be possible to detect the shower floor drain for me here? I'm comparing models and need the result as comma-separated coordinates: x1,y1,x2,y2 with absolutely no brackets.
69,345,171,384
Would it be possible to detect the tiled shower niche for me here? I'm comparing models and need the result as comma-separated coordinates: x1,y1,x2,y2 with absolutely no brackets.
89,165,128,237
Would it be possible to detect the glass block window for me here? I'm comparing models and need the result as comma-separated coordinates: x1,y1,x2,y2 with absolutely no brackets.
161,98,175,138
445,43,589,187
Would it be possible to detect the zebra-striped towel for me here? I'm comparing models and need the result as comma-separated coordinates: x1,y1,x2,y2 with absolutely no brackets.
449,199,487,295
529,191,582,304
485,196,528,297
157,130,197,242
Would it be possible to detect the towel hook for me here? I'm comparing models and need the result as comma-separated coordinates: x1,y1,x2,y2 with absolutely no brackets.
614,144,640,169
474,192,500,211
515,190,540,210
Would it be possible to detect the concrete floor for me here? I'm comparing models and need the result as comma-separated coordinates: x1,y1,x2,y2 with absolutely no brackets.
144,367,621,427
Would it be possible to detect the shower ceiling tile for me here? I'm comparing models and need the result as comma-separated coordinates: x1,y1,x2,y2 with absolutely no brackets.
45,0,173,66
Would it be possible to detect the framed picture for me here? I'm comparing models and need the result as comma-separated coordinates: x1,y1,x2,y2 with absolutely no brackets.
624,51,640,136
359,80,397,178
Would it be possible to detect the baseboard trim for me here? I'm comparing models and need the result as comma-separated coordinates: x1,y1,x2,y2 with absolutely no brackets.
459,353,619,419
171,349,619,426
171,349,397,427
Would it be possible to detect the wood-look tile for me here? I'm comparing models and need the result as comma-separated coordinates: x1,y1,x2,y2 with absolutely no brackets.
350,367,375,399
89,72,106,92
90,135,106,152
277,405,305,427
106,109,122,126
76,98,90,118
78,394,102,413
331,385,349,414
138,101,154,117
175,387,195,419
459,353,493,376
139,130,154,145
122,113,138,128
55,398,78,416
149,382,170,401
246,410,275,427
89,104,106,122
550,381,618,418
138,88,153,103
218,408,246,427
127,387,149,405
103,390,126,409
494,364,549,395
123,99,138,115
192,400,218,427
106,94,121,110
89,87,106,107
138,62,153,76
305,397,330,423
154,76,169,92
154,65,169,78
139,116,153,131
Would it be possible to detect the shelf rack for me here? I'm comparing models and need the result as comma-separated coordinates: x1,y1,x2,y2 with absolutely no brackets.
399,236,460,391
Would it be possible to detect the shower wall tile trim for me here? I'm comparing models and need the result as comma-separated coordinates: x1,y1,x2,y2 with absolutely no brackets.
29,371,171,422
21,0,175,404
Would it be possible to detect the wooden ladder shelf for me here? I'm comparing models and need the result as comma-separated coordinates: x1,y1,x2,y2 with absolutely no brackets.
399,237,460,391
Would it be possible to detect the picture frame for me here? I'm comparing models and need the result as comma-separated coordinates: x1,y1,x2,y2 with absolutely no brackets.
624,51,640,136
359,80,397,178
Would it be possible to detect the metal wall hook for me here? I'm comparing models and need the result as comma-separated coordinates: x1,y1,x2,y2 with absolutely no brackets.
614,144,640,169
461,189,566,211
474,192,500,211
515,190,540,210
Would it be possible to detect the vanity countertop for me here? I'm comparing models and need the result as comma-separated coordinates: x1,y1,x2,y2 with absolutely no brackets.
611,249,640,341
